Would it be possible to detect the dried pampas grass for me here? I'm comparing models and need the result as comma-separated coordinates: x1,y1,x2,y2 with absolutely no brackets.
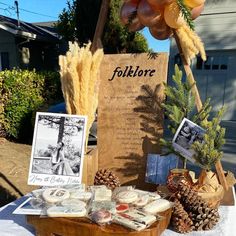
176,24,206,65
59,42,104,149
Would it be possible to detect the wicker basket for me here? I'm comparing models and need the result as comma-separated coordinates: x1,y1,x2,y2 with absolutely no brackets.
197,184,224,208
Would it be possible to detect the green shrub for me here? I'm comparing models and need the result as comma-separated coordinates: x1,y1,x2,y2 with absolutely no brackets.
0,75,7,137
38,70,63,104
0,69,62,140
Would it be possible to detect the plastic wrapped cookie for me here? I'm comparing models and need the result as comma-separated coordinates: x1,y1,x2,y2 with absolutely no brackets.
42,188,70,204
113,214,146,231
116,203,129,213
61,199,87,208
134,189,161,202
47,205,87,217
89,201,116,215
70,190,92,202
116,190,138,204
143,199,172,214
90,210,112,224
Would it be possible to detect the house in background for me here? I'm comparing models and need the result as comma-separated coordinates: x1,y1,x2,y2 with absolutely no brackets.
169,0,236,121
0,15,61,71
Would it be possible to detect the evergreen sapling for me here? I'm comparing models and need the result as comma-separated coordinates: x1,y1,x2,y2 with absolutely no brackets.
161,65,226,170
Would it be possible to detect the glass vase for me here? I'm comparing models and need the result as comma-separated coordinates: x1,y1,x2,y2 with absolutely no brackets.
166,168,193,192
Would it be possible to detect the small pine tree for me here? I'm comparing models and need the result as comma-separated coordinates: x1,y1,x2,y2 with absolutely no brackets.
192,107,226,170
161,65,226,170
162,65,195,134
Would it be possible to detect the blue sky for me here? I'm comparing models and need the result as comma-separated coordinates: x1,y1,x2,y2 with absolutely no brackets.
0,0,169,52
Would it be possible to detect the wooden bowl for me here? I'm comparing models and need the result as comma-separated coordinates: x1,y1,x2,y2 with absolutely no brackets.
27,208,172,236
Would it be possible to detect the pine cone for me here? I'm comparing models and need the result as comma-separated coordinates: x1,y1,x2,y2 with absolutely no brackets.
171,199,193,233
94,169,120,190
177,183,220,231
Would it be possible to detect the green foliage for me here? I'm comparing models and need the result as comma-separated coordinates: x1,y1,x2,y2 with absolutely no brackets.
177,0,195,30
192,107,226,170
162,65,195,134
0,75,4,122
0,69,62,140
75,0,102,44
39,71,63,104
55,0,77,41
191,98,212,124
103,0,148,53
56,0,149,53
0,75,7,136
161,65,226,170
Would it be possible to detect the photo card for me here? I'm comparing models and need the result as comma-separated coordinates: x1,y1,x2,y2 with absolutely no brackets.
172,118,205,163
28,112,87,186
13,197,43,215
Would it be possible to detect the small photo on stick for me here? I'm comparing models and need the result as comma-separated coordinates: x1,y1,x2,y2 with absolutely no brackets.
172,118,205,163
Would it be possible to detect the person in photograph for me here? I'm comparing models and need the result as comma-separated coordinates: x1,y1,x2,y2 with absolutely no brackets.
194,131,204,144
188,129,198,145
51,141,74,176
181,125,191,140
70,159,81,176
176,124,192,149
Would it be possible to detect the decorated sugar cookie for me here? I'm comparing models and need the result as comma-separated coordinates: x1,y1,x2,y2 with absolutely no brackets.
70,191,92,201
47,205,87,217
116,190,138,203
42,188,70,204
90,210,112,224
116,203,129,213
143,199,172,214
61,199,87,208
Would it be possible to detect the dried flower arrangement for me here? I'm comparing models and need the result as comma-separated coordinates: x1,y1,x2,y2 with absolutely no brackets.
59,42,104,148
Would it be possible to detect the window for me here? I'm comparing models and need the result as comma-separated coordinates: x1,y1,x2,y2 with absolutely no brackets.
204,56,211,70
212,56,220,70
220,56,228,70
1,52,10,70
196,56,203,70
174,54,182,66
196,55,228,71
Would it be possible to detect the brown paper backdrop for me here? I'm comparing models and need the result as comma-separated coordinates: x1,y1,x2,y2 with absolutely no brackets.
98,53,168,189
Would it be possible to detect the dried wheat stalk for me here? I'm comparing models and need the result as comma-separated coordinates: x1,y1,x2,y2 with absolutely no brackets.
176,24,206,65
59,42,104,149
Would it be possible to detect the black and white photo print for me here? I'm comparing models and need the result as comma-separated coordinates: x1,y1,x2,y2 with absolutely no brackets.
28,112,87,186
172,118,205,163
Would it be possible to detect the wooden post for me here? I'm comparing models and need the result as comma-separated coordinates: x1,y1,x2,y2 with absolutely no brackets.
215,161,229,191
173,30,229,191
91,0,111,53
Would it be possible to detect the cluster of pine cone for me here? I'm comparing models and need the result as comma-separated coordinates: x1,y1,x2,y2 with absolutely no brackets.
171,183,220,233
94,169,120,190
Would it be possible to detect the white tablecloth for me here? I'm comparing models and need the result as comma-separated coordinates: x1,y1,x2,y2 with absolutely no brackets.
0,190,235,236
162,205,236,236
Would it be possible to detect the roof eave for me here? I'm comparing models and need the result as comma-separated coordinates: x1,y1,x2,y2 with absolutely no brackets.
0,23,59,42
0,23,36,39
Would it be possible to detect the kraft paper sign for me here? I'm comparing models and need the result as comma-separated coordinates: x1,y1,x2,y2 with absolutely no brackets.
98,53,168,189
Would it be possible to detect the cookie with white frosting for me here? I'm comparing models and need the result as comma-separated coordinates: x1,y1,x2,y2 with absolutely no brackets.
42,188,70,204
61,199,86,208
47,205,87,217
116,190,138,204
143,199,172,214
90,210,112,224
70,190,92,201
